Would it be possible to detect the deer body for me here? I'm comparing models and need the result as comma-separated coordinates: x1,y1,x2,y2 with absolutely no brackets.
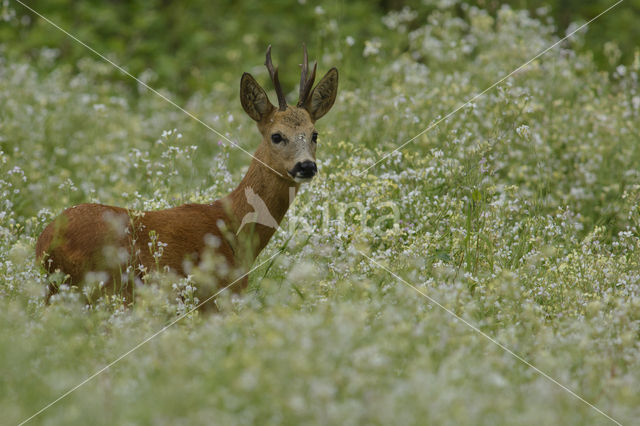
36,46,338,306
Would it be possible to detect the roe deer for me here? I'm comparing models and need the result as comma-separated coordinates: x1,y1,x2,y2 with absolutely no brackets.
35,45,338,307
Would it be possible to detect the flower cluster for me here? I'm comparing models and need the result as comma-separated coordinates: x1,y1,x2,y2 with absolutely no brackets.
1,2,639,424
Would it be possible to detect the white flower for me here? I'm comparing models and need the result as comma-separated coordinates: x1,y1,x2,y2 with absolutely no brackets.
363,39,382,57
516,124,530,140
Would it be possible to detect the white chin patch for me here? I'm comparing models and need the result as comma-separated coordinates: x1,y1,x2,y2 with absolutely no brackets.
294,176,314,183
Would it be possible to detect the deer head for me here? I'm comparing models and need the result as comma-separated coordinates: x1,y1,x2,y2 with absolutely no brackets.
240,45,338,183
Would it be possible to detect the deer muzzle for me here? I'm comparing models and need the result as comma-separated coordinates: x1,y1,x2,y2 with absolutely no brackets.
289,160,317,182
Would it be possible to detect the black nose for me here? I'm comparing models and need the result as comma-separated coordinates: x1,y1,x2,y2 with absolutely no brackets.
293,160,317,178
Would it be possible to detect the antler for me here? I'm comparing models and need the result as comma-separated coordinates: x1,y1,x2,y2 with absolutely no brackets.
297,43,317,107
265,45,288,111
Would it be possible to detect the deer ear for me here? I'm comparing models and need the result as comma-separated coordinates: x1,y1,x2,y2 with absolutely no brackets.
240,73,275,122
304,68,338,121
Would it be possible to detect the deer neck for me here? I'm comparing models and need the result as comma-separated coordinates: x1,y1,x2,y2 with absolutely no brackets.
223,144,298,259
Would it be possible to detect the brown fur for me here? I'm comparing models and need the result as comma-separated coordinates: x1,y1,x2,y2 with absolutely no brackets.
35,48,338,308
35,152,293,305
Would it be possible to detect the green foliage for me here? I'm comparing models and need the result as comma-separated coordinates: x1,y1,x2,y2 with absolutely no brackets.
386,0,640,70
502,0,640,68
1,0,392,98
1,1,640,425
5,0,637,99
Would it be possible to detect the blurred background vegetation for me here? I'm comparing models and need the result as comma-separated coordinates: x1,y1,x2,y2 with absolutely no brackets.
385,0,640,67
1,0,637,100
1,2,640,424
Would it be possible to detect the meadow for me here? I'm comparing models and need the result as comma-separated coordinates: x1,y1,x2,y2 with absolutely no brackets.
1,1,639,425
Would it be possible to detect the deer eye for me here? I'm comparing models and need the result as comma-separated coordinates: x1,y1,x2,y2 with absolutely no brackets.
271,133,283,144
312,132,318,143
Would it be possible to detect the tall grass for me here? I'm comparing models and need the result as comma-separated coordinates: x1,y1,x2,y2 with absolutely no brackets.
1,2,639,425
